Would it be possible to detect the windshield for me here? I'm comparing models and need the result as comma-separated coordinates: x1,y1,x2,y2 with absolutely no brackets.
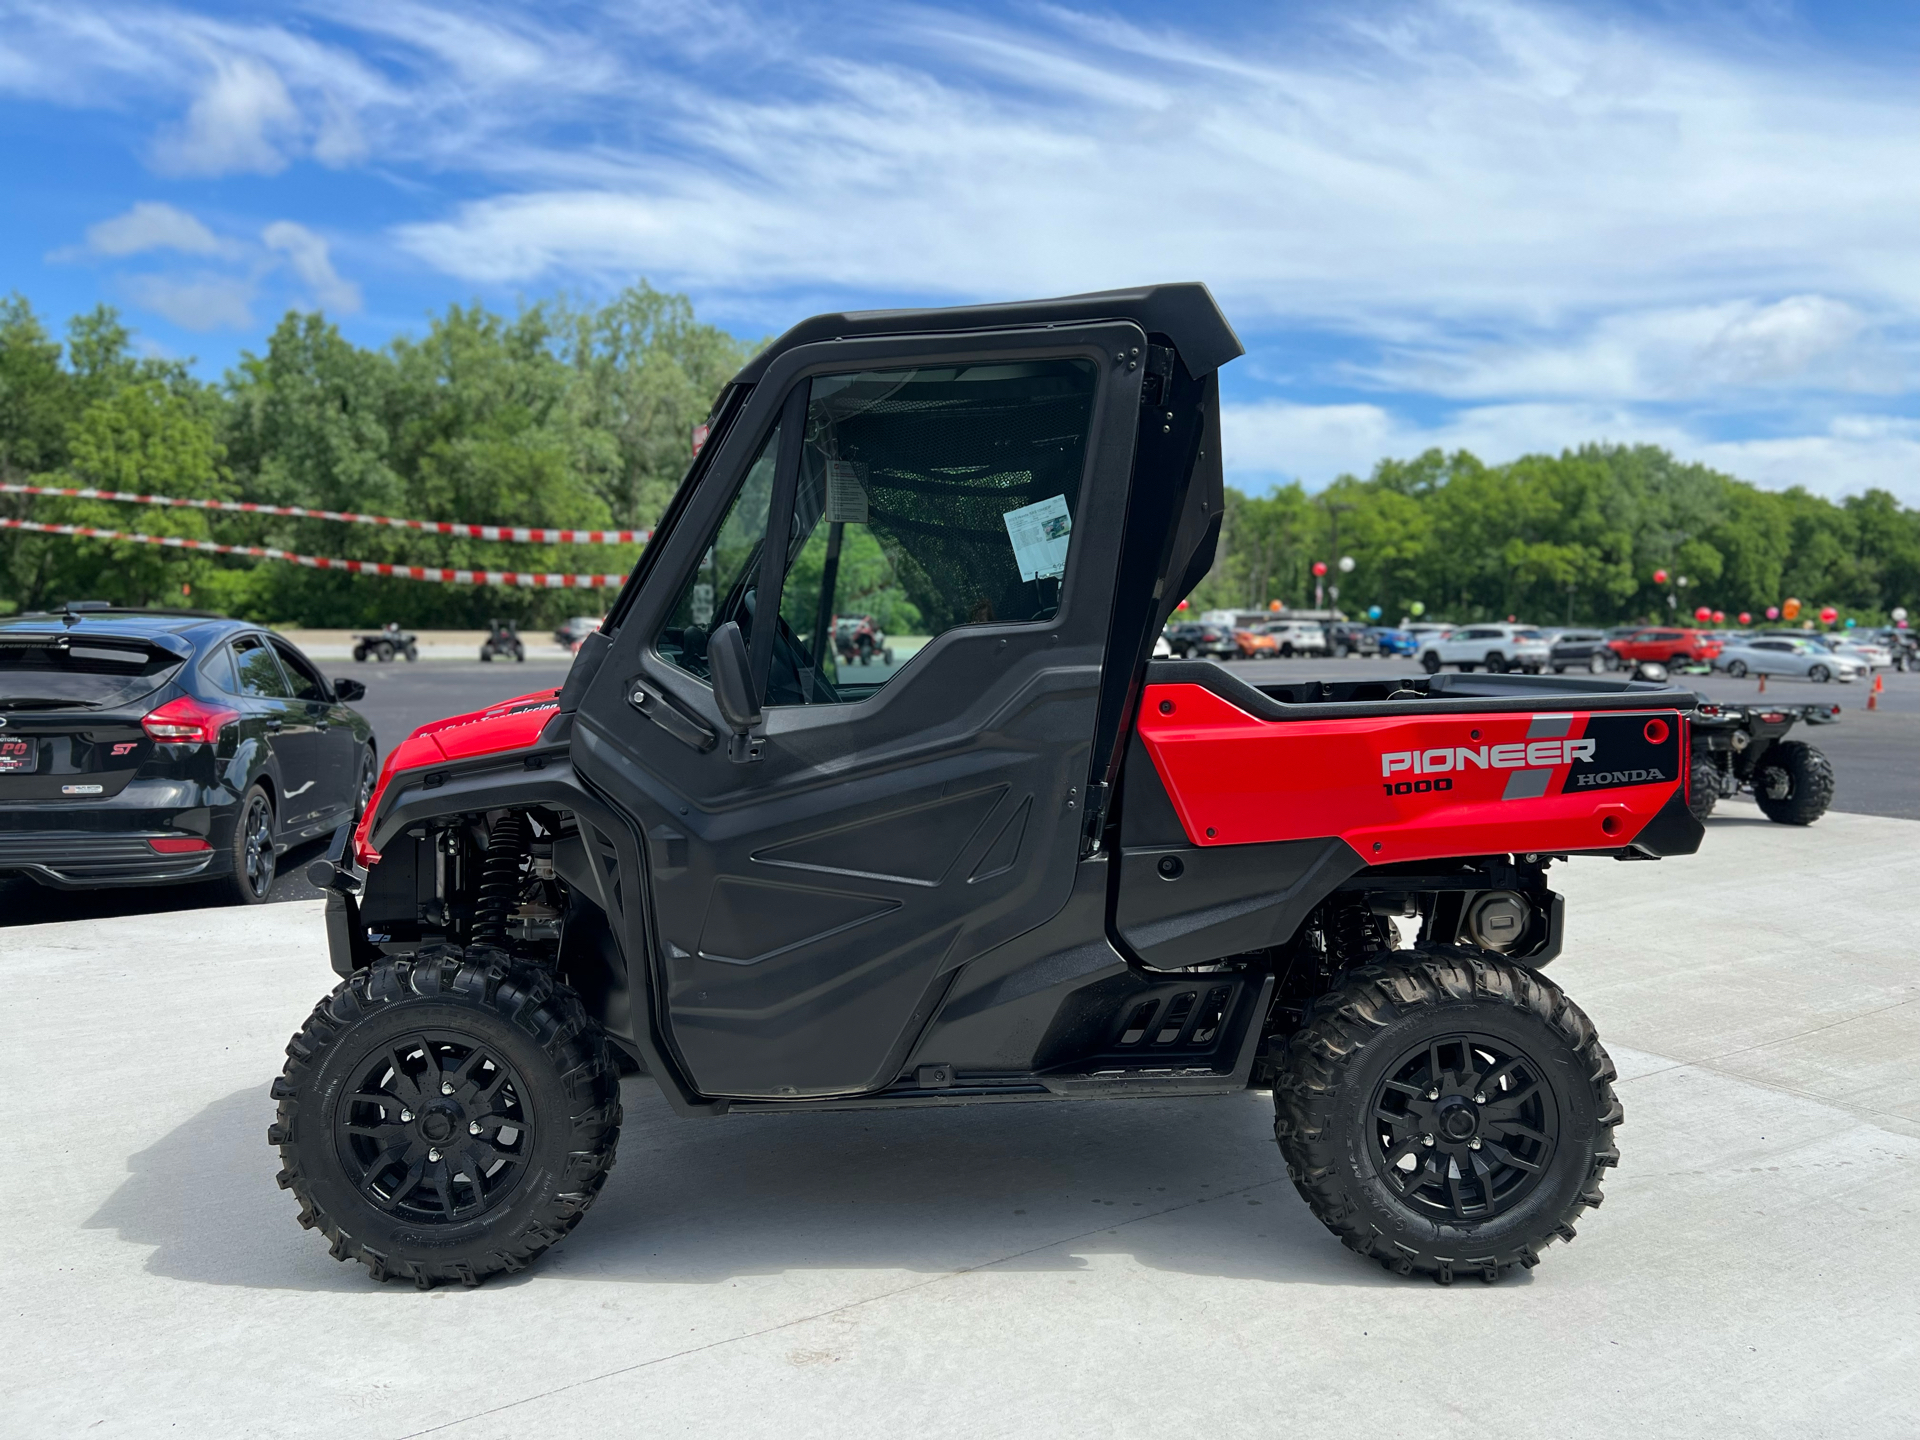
0,636,183,710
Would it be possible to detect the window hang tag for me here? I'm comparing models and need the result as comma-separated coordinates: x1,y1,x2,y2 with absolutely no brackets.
1002,494,1072,582
825,461,869,523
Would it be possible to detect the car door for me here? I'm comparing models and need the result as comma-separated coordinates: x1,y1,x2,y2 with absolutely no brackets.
571,323,1145,1100
271,637,357,826
229,633,321,830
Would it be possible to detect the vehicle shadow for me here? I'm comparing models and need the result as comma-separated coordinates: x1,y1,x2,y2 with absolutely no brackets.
0,836,332,927
86,1079,1425,1294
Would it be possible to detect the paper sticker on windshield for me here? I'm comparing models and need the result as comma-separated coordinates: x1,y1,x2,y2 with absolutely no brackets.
825,461,869,523
1003,495,1072,582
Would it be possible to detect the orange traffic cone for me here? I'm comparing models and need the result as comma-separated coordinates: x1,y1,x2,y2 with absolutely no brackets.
1869,672,1883,711
1757,672,1766,694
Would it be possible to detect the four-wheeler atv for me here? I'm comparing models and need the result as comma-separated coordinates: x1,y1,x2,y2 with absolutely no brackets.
1687,700,1838,824
275,284,1702,1291
352,625,419,663
479,620,526,663
832,614,894,667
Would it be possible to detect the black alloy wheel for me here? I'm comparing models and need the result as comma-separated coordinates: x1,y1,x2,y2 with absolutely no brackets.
1369,1031,1556,1222
1276,949,1621,1283
333,1030,536,1225
217,784,276,905
270,951,622,1288
1727,660,1748,678
1484,652,1508,673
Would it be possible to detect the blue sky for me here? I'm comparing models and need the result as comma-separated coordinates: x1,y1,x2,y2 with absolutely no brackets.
3,0,1918,501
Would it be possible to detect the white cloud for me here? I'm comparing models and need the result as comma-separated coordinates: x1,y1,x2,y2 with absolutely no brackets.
81,201,228,258
124,272,255,331
1221,399,1920,506
151,53,300,175
261,220,362,314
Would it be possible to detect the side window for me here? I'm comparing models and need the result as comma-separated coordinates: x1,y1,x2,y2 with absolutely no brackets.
272,641,325,700
771,358,1099,706
232,635,292,699
657,421,782,682
201,643,239,694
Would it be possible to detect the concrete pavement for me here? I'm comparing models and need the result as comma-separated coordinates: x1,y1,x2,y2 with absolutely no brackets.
2,801,1916,1438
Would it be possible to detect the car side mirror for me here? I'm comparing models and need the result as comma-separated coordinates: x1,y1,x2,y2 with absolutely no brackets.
708,621,761,735
332,678,366,702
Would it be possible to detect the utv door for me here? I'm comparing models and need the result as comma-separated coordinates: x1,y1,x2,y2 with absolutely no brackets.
571,325,1146,1099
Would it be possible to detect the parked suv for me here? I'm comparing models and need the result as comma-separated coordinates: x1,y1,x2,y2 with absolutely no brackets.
1549,629,1616,673
1163,621,1235,659
1261,620,1329,657
1323,621,1379,658
1417,623,1550,674
1608,627,1722,669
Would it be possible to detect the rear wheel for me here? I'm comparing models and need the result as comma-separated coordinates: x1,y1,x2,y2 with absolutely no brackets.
352,750,378,821
1808,664,1830,683
480,648,494,662
1484,652,1507,674
1421,651,1442,675
1275,950,1621,1283
1688,759,1719,822
404,645,419,662
216,784,276,905
269,951,622,1288
1754,740,1834,825
352,645,368,663
375,641,395,662
1588,652,1610,674
1726,660,1748,679
1669,653,1690,668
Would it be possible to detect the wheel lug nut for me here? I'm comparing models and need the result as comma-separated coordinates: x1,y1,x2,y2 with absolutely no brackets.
469,1121,482,1136
441,1082,454,1095
1426,1089,1439,1100
1469,1138,1482,1150
427,1148,441,1162
1422,1133,1435,1147
400,1109,414,1122
1474,1093,1486,1104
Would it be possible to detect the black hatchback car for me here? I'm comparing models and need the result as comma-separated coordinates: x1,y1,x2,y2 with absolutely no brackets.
0,607,375,903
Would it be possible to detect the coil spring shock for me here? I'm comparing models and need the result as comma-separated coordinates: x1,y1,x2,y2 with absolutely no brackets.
469,812,526,948
1324,894,1393,968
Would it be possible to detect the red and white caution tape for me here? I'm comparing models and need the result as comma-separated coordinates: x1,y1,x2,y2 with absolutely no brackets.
0,482,649,545
0,517,626,588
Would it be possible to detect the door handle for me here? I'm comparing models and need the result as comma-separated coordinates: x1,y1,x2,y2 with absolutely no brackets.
627,679,716,753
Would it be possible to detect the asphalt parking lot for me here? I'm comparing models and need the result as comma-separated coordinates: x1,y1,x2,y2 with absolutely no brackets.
3,798,1915,1438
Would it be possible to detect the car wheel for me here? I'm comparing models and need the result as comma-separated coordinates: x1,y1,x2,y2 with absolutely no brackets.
1551,665,1565,674
1669,654,1690,668
1754,741,1834,825
216,784,276,906
1281,644,1294,658
352,749,378,822
1809,664,1831,683
1421,652,1442,675
1274,948,1622,1283
1587,652,1609,674
1726,660,1747,678
1484,653,1507,674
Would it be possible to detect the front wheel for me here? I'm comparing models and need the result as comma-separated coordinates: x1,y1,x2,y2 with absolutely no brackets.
1588,652,1610,674
374,642,395,663
480,648,494,662
269,952,622,1289
1421,651,1442,675
404,645,419,662
1808,664,1830,683
1754,740,1834,825
352,645,368,663
1275,950,1621,1283
1484,652,1508,674
1726,660,1748,679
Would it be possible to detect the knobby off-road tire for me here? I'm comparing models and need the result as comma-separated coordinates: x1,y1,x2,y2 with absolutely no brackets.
1754,740,1834,826
1688,760,1720,822
1274,949,1622,1284
269,950,622,1288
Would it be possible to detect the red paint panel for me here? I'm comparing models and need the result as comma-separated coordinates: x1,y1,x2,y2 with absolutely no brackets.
1136,683,1684,865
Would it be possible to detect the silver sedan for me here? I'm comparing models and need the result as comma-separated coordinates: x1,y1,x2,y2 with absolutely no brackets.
1715,637,1865,682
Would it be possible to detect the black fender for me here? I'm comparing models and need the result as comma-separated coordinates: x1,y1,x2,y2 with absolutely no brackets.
350,748,725,1116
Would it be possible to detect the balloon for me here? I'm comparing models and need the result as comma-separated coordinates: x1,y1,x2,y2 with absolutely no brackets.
1338,555,1355,573
1737,612,1751,625
1893,607,1909,622
1820,606,1838,625
1783,598,1801,620
1175,598,1189,610
1268,599,1282,612
1367,605,1382,620
1311,561,1328,577
1410,601,1426,616
1694,606,1712,623
1766,606,1780,620
1712,610,1725,623
1653,569,1668,585
1845,617,1856,628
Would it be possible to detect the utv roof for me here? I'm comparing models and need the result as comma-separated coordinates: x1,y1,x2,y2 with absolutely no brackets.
733,282,1245,385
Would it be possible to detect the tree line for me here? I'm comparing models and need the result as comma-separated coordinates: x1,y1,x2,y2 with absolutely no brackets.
3,289,1916,629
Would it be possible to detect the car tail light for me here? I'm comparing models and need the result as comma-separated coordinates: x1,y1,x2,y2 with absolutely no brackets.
143,695,239,744
149,836,212,853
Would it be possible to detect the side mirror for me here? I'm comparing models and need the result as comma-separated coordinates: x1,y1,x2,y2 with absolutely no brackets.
708,621,762,734
333,678,367,702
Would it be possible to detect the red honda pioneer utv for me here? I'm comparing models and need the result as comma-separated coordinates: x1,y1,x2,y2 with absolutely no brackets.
272,285,1701,1288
